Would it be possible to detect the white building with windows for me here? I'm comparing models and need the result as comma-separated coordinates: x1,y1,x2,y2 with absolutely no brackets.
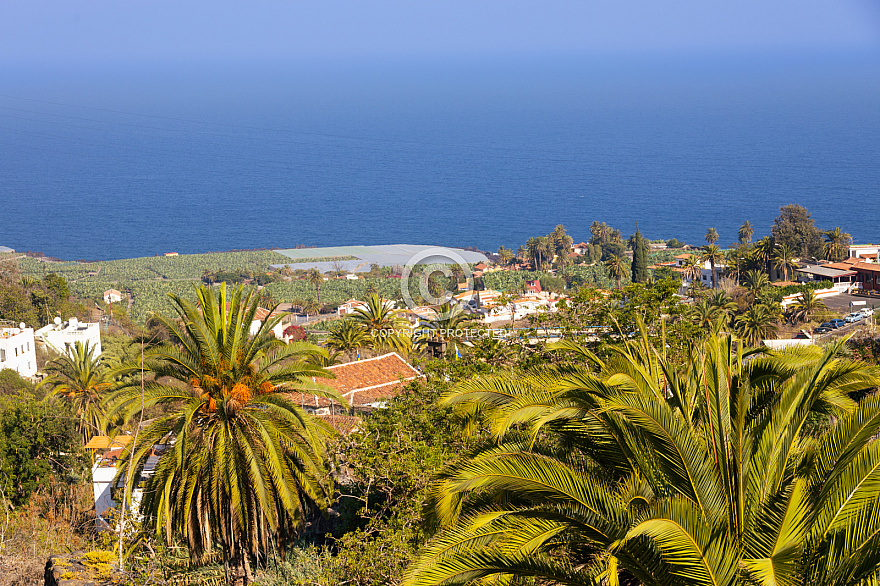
36,317,102,357
0,322,37,378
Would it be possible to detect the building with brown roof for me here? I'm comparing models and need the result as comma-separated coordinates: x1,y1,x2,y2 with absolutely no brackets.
287,352,423,416
827,261,880,292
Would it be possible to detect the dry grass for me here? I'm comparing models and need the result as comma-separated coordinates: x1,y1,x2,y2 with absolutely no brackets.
0,481,94,585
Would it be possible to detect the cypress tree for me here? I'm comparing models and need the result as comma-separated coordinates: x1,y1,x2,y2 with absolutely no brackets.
631,225,649,283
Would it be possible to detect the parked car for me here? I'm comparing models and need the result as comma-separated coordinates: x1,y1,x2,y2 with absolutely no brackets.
860,307,875,317
814,326,833,334
845,312,863,323
830,319,846,328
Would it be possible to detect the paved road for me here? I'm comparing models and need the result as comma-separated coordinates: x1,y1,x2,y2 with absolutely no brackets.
811,315,876,341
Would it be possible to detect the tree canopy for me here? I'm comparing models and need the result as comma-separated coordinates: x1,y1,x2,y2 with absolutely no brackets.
771,204,823,259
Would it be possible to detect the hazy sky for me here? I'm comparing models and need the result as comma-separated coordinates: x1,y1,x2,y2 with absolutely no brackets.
2,0,879,65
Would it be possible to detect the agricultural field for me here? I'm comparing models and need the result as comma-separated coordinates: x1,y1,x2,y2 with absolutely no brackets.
17,250,292,282
11,249,668,324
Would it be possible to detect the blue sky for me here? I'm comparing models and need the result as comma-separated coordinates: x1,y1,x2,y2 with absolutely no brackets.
2,0,879,65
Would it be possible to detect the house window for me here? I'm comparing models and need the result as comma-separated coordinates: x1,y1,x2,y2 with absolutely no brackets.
26,342,30,352
0,349,5,362
14,347,18,357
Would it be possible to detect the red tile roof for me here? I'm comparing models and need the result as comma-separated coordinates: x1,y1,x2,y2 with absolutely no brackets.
287,352,423,409
253,307,286,321
849,262,880,273
318,414,362,434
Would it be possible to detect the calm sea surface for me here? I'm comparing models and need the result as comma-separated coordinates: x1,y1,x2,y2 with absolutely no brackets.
1,54,878,260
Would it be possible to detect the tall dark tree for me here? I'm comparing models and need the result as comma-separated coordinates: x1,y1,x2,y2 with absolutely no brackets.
604,254,629,290
705,227,719,245
700,244,724,289
823,227,852,262
110,284,340,586
771,204,823,259
630,226,649,283
738,220,754,245
306,268,323,305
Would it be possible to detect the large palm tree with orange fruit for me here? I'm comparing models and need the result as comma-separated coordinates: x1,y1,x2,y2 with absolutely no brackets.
110,284,343,585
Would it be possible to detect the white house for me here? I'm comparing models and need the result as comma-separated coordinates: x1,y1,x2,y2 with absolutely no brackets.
36,317,102,357
656,253,726,291
249,307,286,339
0,322,37,378
87,435,163,528
848,244,880,263
103,289,123,304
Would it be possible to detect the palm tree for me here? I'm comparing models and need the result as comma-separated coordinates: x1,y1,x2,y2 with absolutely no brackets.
738,220,754,245
823,227,852,262
735,302,780,345
707,290,738,326
772,243,798,282
551,225,573,272
705,227,719,245
418,302,477,358
496,246,515,267
743,269,770,298
680,254,702,289
301,299,321,317
590,221,612,245
754,236,776,275
324,318,369,360
40,341,112,442
690,298,723,331
351,292,410,353
109,284,342,585
306,268,323,306
700,244,724,289
787,288,829,324
526,237,553,271
724,247,747,282
604,254,629,290
404,332,880,586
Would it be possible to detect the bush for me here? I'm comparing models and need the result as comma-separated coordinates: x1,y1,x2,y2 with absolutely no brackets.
0,398,87,505
776,280,834,297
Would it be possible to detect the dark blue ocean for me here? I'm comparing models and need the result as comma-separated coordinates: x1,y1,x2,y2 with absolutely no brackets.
1,52,878,261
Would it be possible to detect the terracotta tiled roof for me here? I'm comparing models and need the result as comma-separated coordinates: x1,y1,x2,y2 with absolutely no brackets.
318,414,362,434
253,307,286,321
287,353,423,409
674,253,694,260
846,261,880,273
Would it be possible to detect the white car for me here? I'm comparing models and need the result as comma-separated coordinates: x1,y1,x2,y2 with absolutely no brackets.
845,312,863,323
860,307,875,317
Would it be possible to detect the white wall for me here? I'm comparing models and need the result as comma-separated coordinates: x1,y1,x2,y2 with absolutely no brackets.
0,327,37,377
36,320,102,357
